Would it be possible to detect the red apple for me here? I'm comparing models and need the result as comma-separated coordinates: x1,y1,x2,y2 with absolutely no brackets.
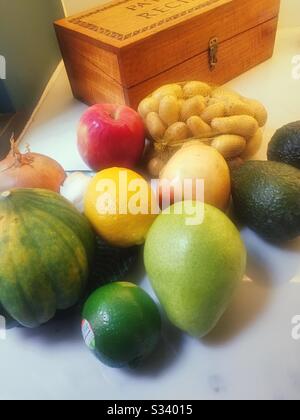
78,104,146,171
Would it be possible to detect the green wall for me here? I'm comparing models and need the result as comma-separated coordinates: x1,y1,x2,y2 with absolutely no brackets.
0,0,64,113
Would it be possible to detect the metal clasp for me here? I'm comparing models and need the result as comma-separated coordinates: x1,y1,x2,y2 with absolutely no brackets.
209,37,219,70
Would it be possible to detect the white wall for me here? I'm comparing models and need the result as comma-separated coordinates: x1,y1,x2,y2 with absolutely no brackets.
62,0,107,15
62,0,300,27
278,0,300,28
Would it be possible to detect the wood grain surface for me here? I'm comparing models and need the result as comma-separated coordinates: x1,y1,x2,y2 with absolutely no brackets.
55,0,280,108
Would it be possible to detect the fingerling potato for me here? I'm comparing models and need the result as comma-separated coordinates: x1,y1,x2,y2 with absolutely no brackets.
187,116,212,137
146,112,166,140
138,97,159,118
183,81,212,98
211,115,259,137
159,95,180,126
180,95,206,121
201,102,226,124
164,122,190,144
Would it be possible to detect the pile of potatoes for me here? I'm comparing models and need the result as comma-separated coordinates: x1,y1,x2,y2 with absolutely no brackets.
138,81,268,176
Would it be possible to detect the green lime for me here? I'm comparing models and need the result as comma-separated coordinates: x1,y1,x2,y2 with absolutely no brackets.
81,282,161,368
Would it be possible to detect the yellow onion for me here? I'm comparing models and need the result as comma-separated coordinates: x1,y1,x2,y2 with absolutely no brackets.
159,141,231,211
0,139,66,193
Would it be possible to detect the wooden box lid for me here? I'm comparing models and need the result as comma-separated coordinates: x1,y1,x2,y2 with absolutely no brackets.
56,0,232,49
55,0,280,88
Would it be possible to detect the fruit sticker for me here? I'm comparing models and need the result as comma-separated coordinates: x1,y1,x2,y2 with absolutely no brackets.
81,320,95,351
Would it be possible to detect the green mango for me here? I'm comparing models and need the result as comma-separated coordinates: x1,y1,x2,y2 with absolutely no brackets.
144,202,246,337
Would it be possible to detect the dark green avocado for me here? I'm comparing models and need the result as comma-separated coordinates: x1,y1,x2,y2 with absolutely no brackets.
231,161,300,243
268,121,300,169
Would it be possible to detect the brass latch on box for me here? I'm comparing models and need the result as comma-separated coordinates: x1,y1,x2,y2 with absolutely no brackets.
209,37,219,70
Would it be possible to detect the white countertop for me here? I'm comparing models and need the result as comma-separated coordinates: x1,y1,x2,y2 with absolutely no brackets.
1,27,300,401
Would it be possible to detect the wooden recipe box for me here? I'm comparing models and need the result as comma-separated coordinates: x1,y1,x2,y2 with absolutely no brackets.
55,0,281,109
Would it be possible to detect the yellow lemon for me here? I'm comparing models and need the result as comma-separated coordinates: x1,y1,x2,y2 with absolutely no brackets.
84,168,157,247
